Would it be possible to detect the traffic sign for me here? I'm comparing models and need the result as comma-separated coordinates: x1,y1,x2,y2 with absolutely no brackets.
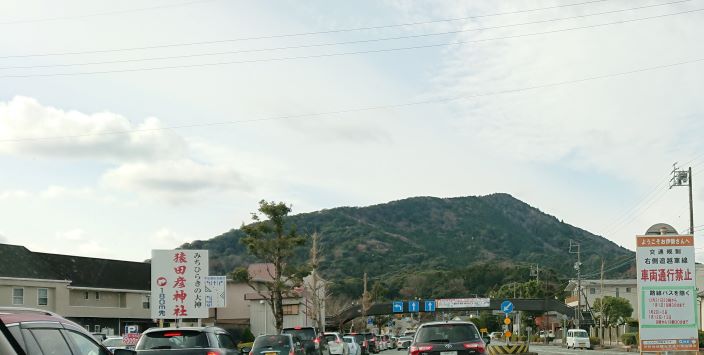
393,301,404,313
500,300,514,314
424,300,436,312
479,328,488,333
504,330,512,338
503,317,511,325
367,317,374,325
408,300,420,313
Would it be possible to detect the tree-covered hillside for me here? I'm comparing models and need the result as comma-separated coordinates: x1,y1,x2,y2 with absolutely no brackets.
181,193,634,299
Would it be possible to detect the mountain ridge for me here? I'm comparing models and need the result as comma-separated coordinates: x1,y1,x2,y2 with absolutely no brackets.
181,193,635,298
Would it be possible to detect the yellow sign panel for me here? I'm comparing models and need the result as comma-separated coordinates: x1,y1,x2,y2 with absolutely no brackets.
480,328,488,333
504,330,512,338
503,317,511,325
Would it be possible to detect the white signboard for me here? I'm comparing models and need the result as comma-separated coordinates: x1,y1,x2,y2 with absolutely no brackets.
437,298,490,309
637,235,698,352
151,249,209,319
204,276,227,308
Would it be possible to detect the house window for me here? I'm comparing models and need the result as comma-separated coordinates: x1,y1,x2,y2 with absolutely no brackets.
12,288,24,305
626,287,631,293
283,304,299,315
95,292,100,300
84,292,89,300
142,295,150,309
37,288,48,306
615,288,620,297
589,288,596,295
94,325,101,333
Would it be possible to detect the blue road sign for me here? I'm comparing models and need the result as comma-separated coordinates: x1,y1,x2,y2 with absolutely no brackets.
501,300,514,314
409,300,420,313
393,301,404,313
368,317,374,325
424,300,436,312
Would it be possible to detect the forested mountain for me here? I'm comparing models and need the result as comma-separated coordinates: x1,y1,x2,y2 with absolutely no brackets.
181,193,635,299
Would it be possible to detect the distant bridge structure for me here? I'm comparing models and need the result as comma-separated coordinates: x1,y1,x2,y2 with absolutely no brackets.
327,298,575,328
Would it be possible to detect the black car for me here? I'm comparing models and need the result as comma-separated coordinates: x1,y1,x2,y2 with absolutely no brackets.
252,334,305,355
409,321,489,355
282,327,329,355
360,333,378,354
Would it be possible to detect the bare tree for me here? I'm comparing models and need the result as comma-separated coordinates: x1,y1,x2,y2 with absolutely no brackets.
303,232,331,331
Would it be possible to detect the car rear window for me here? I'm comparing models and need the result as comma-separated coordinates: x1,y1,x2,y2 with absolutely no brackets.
415,324,480,343
324,334,338,343
283,328,316,341
255,335,291,348
343,337,353,343
139,330,209,349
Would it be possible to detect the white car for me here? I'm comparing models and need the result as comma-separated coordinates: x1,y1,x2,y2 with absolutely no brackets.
343,336,361,355
566,329,590,349
102,336,132,352
324,332,349,355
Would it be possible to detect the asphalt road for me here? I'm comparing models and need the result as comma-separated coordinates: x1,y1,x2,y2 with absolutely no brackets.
528,344,617,354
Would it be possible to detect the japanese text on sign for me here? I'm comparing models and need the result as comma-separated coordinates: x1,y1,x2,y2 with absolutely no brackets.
151,250,209,319
637,235,698,352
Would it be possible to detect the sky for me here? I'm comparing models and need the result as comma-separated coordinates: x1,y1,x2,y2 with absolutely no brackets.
0,0,703,263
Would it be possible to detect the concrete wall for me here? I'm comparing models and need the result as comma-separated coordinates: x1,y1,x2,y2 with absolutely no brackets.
0,279,66,312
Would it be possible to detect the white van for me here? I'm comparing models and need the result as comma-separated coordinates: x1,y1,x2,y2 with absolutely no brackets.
566,329,590,349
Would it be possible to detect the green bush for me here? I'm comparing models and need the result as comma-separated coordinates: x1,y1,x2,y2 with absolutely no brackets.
589,337,600,346
621,333,638,346
698,331,704,346
241,327,255,343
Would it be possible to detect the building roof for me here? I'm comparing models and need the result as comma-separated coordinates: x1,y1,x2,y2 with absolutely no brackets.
248,263,276,282
564,279,636,291
0,243,150,290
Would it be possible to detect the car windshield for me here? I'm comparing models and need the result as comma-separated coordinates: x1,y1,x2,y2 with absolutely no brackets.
103,338,126,346
572,331,588,338
415,324,480,343
284,329,316,341
138,330,209,350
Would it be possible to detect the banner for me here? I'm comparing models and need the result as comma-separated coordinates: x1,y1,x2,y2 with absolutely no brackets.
637,235,698,352
151,250,209,319
437,298,490,308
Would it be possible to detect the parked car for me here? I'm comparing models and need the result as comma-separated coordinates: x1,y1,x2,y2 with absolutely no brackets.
395,337,412,350
343,333,369,355
565,329,590,350
324,332,349,355
489,332,503,340
93,332,108,342
113,326,239,355
360,333,378,354
283,327,330,355
376,335,386,351
343,336,361,355
408,321,489,355
251,334,305,355
104,335,135,352
0,307,113,355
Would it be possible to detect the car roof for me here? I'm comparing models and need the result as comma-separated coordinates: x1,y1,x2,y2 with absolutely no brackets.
0,308,72,326
418,321,477,327
143,326,225,333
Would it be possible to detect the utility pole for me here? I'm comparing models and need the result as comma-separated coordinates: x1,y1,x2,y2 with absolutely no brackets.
530,264,540,283
362,272,369,330
599,258,604,340
569,240,582,329
670,163,694,234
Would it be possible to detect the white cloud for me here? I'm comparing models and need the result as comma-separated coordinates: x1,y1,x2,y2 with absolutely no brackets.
41,186,94,199
0,96,187,161
0,189,30,200
149,228,191,249
0,233,7,243
102,159,249,203
56,228,86,242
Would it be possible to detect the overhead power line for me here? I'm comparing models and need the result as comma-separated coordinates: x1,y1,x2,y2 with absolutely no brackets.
0,0,618,58
0,0,692,71
3,7,703,79
0,56,702,143
0,0,217,25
